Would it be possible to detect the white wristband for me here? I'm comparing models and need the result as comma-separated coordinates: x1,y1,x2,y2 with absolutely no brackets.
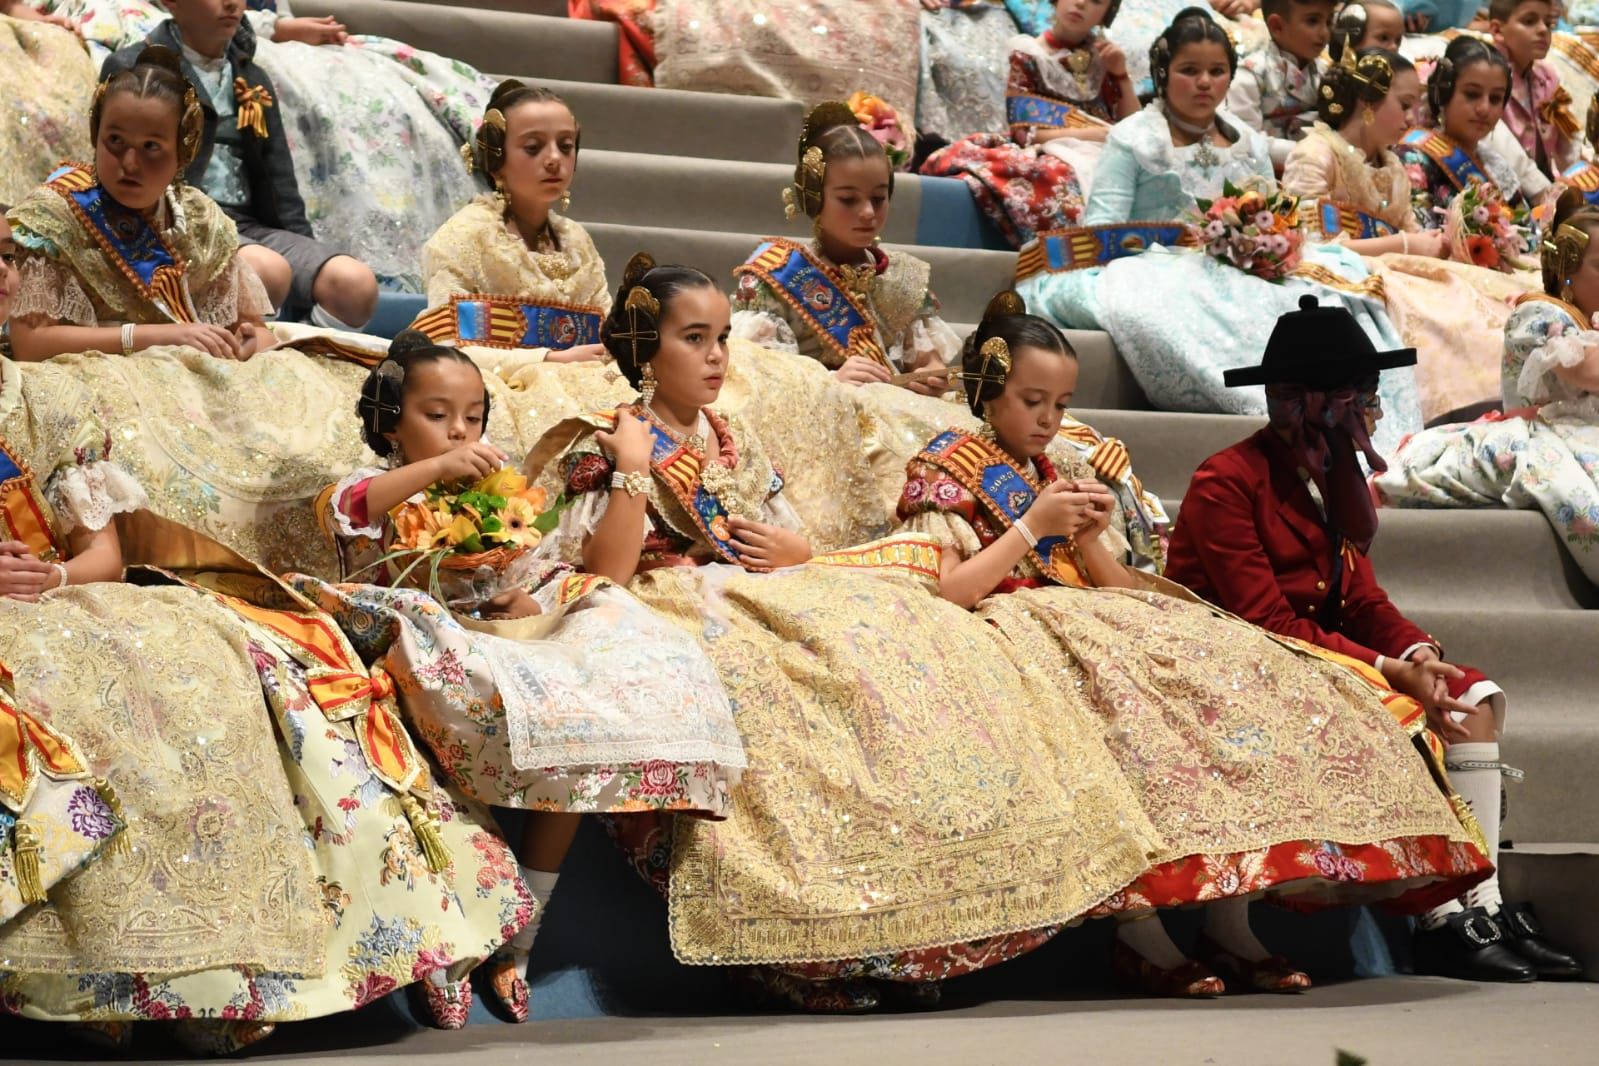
121,323,136,356
1014,517,1039,549
51,562,69,591
1400,232,1409,255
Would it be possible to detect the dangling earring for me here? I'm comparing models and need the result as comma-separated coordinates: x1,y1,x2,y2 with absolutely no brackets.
640,363,657,406
812,216,825,242
493,178,508,205
1361,103,1375,126
977,405,997,441
559,189,571,213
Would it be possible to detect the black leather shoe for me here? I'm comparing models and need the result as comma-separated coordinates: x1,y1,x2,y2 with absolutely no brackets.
1413,908,1536,983
1497,902,1584,980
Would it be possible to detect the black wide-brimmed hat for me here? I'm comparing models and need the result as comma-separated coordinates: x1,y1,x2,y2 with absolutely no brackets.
1223,295,1416,389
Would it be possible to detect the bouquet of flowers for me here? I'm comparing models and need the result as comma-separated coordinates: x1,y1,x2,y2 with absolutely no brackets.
1187,180,1304,282
847,90,913,171
380,468,566,609
1445,179,1533,273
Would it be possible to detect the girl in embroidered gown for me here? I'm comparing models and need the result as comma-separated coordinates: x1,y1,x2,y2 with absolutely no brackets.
0,217,532,1050
895,295,1490,995
38,0,499,292
300,331,743,1025
421,81,609,367
1016,9,1423,453
916,0,1016,144
530,253,1170,1012
4,50,393,580
731,102,962,398
1283,44,1540,421
921,0,1137,246
0,2,93,205
1373,190,1599,585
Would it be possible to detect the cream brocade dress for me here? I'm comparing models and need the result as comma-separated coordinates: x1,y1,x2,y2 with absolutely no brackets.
0,14,94,205
0,361,532,1023
1282,123,1538,422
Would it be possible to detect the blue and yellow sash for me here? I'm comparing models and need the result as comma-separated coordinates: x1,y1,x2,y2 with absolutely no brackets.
1400,129,1487,194
0,440,61,564
45,163,194,324
1015,222,1192,279
1560,160,1599,206
1006,93,1107,133
733,239,890,367
645,421,743,565
409,293,603,351
915,429,1084,585
1302,198,1398,241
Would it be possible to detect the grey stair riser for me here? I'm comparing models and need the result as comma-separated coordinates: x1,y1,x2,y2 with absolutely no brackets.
498,78,804,164
584,223,1017,324
427,0,567,15
1500,849,1599,977
567,151,922,244
294,0,618,84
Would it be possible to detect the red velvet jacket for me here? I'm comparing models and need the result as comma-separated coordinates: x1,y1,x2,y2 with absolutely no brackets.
1165,429,1434,666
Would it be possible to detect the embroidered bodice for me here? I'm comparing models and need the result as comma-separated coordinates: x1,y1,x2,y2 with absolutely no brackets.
1081,104,1275,225
1282,123,1418,233
421,195,612,312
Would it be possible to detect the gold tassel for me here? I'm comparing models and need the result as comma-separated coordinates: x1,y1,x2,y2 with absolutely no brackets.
94,777,130,857
234,77,274,140
400,794,451,874
13,822,43,905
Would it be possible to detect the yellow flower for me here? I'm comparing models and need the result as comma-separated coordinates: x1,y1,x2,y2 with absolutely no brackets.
475,468,527,499
441,514,479,548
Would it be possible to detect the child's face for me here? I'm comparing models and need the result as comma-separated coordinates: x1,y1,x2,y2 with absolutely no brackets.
1368,68,1421,148
985,347,1078,461
0,218,17,329
1359,5,1405,50
648,285,732,414
162,0,244,57
385,359,489,463
1565,229,1599,317
1052,0,1111,44
1268,1,1335,63
1441,59,1509,148
493,100,578,224
817,154,892,254
95,92,182,213
1164,40,1232,126
1493,1,1556,68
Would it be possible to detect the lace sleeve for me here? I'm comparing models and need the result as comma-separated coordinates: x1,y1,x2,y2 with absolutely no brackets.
907,305,963,367
1280,138,1335,201
194,256,274,325
328,467,388,540
899,509,983,561
44,459,149,536
533,446,656,563
12,254,99,327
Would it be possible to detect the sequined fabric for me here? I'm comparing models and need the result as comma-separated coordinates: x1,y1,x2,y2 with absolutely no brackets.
422,198,612,314
0,15,94,206
916,2,1015,141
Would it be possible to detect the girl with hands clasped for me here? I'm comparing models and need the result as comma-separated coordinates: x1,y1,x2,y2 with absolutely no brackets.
894,290,1496,999
7,47,273,362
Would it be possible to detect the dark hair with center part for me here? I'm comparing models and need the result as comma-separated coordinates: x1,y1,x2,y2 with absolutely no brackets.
961,293,1077,417
357,330,490,458
1427,36,1510,121
1150,8,1238,100
600,253,719,387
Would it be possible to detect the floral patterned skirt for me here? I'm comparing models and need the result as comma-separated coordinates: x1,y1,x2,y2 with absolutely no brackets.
919,133,1084,248
0,584,530,1023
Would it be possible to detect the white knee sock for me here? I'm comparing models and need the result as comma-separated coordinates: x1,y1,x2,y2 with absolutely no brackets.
1202,896,1270,962
1448,742,1505,915
1115,915,1189,969
309,303,359,332
511,867,560,962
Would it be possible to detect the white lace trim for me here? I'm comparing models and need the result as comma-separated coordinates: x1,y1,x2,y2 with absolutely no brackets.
1519,329,1599,404
44,460,149,535
329,466,390,540
14,256,98,327
728,308,800,353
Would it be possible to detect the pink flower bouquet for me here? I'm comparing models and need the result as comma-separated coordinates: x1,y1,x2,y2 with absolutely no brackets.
1187,180,1304,282
1444,179,1533,273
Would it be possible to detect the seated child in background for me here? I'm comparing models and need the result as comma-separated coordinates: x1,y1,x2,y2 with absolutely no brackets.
1492,0,1577,180
102,0,379,329
1330,0,1405,54
1228,0,1335,170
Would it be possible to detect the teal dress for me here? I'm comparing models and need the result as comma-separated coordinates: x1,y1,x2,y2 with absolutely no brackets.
1017,103,1423,455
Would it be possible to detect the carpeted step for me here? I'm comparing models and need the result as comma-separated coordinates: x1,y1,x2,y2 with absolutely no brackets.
1070,409,1264,501
582,222,1018,324
1500,845,1599,980
567,150,999,248
428,0,568,14
294,0,618,83
500,78,805,164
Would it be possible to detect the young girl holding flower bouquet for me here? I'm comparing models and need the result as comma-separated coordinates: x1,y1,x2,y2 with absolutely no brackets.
1016,9,1421,450
305,330,744,1027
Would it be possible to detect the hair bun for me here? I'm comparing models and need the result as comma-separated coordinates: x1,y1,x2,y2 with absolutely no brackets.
388,329,436,358
981,289,1027,323
489,78,527,110
619,251,656,290
1553,186,1589,233
135,44,186,76
800,101,861,149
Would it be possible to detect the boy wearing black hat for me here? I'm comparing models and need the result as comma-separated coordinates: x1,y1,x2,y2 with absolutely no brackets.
1166,295,1581,983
